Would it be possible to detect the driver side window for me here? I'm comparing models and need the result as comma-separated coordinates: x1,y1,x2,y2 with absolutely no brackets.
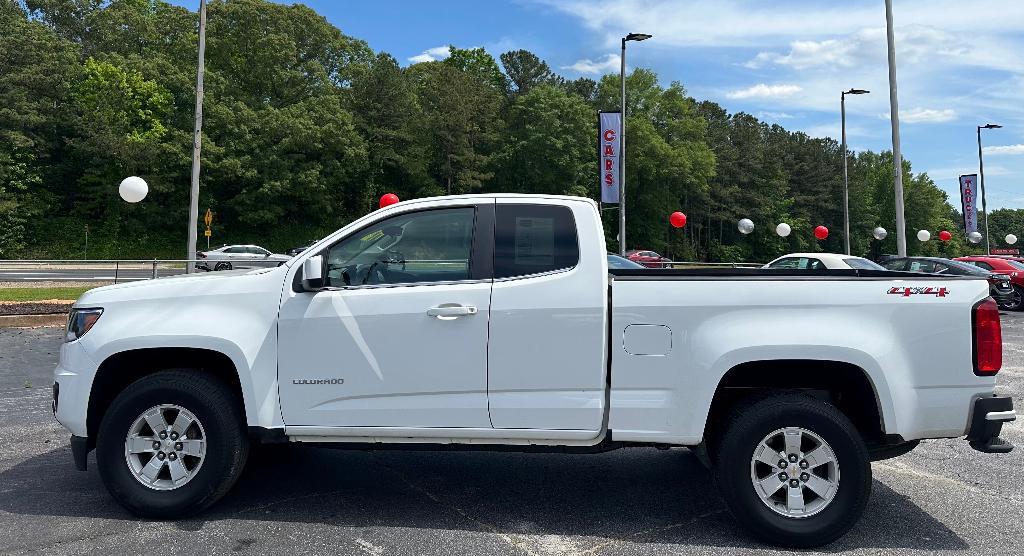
325,207,475,287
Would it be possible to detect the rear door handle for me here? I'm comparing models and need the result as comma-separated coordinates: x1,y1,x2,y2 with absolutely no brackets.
427,304,477,318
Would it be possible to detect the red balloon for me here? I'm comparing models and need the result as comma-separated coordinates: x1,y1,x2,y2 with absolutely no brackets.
939,230,952,241
670,211,687,228
379,193,400,208
814,225,829,240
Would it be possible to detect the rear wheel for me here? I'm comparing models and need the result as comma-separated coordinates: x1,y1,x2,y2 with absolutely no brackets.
713,393,871,548
96,370,248,518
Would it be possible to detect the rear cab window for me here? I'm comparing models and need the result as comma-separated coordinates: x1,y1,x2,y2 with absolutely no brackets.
494,204,579,279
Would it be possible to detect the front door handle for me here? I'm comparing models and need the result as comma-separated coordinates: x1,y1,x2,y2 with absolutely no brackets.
427,304,477,318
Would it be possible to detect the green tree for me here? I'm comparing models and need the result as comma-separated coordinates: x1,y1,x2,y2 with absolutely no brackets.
500,49,559,95
444,46,508,93
350,53,427,210
491,85,594,197
0,1,81,255
409,61,503,195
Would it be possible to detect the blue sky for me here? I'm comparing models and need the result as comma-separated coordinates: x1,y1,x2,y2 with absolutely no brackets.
177,0,1024,209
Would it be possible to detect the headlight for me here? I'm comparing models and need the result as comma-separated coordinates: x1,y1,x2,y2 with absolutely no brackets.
66,308,103,342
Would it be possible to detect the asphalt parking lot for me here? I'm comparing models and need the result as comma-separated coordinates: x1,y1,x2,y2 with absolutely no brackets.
0,317,1021,556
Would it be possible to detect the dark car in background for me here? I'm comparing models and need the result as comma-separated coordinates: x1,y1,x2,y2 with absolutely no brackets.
286,242,316,257
625,249,671,268
954,255,1024,310
881,256,1016,309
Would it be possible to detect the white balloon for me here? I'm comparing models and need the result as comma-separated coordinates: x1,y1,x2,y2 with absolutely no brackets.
968,231,983,244
872,227,888,240
738,218,754,235
775,223,791,237
119,176,148,203
1007,234,1018,245
917,229,930,242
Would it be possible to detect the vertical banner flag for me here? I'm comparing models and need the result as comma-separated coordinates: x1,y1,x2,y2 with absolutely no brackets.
959,174,979,234
599,111,621,204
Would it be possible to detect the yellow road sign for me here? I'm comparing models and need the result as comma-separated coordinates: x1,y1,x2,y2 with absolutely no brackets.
203,208,213,227
204,228,211,237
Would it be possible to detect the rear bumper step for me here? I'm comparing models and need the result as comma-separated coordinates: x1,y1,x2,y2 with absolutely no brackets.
967,396,1015,454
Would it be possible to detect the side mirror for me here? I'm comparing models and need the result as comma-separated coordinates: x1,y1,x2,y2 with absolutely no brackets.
301,255,325,291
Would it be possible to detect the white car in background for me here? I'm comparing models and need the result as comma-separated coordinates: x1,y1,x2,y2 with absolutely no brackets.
764,253,886,271
196,245,290,271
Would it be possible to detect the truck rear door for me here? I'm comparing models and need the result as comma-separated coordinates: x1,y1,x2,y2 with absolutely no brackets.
486,199,608,432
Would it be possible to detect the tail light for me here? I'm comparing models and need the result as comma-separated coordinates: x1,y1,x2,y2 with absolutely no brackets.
197,252,207,259
972,297,1002,375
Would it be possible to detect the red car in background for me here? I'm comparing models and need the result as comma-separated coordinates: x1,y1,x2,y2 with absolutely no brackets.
625,249,671,268
954,255,1024,310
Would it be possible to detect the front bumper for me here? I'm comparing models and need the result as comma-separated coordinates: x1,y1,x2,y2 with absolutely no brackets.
967,395,1015,453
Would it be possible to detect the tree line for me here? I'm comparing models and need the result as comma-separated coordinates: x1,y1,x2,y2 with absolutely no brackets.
0,0,1013,261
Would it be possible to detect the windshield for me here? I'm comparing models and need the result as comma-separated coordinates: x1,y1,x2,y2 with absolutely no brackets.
844,257,886,270
944,259,990,275
1006,260,1024,271
608,254,644,269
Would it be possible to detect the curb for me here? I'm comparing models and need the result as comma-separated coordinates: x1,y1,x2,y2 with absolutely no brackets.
0,314,66,328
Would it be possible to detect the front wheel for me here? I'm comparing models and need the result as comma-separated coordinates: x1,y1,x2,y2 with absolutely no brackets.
713,393,871,548
214,262,232,271
96,370,249,518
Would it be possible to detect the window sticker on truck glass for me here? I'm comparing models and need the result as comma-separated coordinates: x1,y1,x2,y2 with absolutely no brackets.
887,286,949,297
514,217,555,266
359,229,384,243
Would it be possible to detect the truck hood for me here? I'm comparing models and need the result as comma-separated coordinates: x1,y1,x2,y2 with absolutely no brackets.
75,266,288,306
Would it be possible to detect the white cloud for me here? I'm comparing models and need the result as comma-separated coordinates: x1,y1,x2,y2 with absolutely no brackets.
758,111,795,120
745,38,860,70
538,1,1024,49
929,165,1011,178
984,144,1024,156
408,46,451,64
726,83,801,100
562,53,620,75
878,107,957,124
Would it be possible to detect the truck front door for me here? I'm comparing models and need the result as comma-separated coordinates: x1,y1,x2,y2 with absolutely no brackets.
278,202,494,428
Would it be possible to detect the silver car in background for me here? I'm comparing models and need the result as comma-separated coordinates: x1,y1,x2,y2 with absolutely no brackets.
196,245,291,271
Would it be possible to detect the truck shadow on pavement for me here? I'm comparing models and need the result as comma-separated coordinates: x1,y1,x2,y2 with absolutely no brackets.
0,442,968,552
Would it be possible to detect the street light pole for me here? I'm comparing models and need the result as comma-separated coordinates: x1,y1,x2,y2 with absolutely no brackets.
977,123,1002,255
619,32,651,256
884,0,908,256
841,88,869,256
186,0,207,273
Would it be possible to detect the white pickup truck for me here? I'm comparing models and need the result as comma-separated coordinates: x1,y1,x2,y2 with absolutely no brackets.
54,194,1014,547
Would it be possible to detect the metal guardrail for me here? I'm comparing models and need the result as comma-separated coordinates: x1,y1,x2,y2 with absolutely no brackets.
0,259,207,283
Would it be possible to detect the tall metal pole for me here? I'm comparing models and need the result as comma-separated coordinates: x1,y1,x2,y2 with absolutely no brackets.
618,37,627,256
186,0,207,272
977,127,991,255
841,92,850,255
884,0,907,256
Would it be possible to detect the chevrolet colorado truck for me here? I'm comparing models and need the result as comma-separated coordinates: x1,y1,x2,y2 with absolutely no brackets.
54,194,1015,547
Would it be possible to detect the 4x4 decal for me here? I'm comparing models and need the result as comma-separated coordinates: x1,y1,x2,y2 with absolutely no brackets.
887,286,949,297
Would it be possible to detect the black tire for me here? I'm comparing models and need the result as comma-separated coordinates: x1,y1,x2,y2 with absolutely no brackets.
1004,286,1024,311
96,370,249,518
214,262,232,271
712,393,871,548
